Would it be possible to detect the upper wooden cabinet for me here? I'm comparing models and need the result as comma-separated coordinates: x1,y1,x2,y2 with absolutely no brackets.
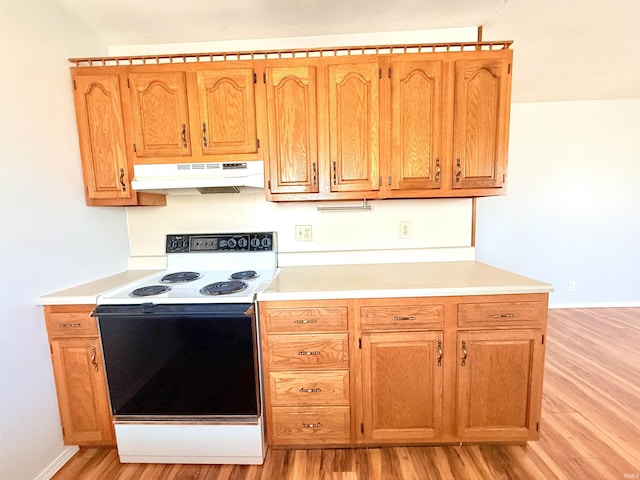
264,59,382,200
128,71,192,158
265,65,319,195
127,65,261,164
327,62,380,194
389,59,444,193
71,69,165,206
452,56,511,190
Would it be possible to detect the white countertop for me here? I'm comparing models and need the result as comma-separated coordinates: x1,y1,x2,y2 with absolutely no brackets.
36,270,160,305
257,261,553,301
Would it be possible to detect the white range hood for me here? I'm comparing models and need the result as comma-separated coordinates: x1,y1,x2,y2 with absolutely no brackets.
131,160,264,194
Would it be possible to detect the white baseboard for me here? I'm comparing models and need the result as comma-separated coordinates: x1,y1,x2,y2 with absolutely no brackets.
34,446,79,480
549,302,640,309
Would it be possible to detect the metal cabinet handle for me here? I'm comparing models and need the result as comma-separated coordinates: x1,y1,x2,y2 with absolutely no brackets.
437,339,443,367
181,123,188,148
294,319,318,324
301,422,322,428
202,123,208,148
435,158,440,183
298,351,321,356
332,161,337,185
491,313,518,318
90,346,99,372
312,162,317,187
393,316,416,321
456,158,461,183
58,323,81,328
299,388,322,393
119,168,127,192
461,340,467,366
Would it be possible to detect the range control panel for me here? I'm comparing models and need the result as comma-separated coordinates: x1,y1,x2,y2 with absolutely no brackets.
166,232,275,253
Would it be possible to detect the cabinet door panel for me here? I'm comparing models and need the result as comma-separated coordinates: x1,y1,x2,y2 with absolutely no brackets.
266,66,318,193
361,331,443,441
328,63,380,192
453,56,511,189
129,72,191,157
196,68,257,155
50,338,114,445
456,329,543,441
390,60,443,191
73,74,132,200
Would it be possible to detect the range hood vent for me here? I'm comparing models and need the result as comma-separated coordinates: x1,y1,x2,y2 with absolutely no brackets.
131,161,264,194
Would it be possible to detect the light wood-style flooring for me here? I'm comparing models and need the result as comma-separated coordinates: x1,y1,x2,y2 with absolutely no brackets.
53,307,640,479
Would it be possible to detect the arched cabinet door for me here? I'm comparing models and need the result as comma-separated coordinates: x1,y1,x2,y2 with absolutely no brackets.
389,59,444,193
328,62,380,193
452,56,512,190
128,71,191,158
265,65,319,194
195,68,258,156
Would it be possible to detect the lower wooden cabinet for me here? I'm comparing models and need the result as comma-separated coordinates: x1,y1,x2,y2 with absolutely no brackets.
259,293,548,448
44,305,115,446
361,331,443,441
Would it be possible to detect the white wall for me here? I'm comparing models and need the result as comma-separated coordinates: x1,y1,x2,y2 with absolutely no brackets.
0,2,130,479
475,99,640,307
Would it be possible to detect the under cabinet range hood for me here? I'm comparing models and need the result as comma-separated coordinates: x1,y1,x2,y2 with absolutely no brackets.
131,161,265,194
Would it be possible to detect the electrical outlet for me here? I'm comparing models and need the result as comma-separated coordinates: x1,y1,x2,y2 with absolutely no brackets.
567,281,576,292
400,221,411,238
295,225,312,242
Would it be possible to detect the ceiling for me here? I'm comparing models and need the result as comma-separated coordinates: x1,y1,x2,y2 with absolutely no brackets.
54,0,640,102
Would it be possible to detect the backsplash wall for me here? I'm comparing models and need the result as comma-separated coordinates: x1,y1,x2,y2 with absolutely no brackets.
126,191,473,259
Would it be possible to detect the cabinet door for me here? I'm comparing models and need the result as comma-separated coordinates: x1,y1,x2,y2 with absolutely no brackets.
129,71,191,158
452,56,511,189
73,73,133,201
390,60,444,191
456,329,544,441
195,68,258,156
50,338,115,445
328,62,380,193
265,66,319,194
361,331,443,441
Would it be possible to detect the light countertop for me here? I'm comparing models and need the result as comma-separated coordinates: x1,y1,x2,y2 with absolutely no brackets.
257,261,553,301
36,270,160,305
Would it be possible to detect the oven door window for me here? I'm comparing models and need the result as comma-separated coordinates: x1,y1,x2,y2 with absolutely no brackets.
97,307,258,418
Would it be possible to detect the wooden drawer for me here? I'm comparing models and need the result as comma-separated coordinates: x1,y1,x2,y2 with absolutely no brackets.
271,406,351,444
360,304,443,331
264,306,348,333
458,301,545,328
267,334,349,370
45,310,98,338
270,371,349,406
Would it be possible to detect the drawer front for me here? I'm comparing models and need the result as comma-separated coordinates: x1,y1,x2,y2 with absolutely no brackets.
264,307,348,333
267,334,349,369
270,371,349,406
458,301,545,327
360,304,443,331
271,406,351,444
46,312,98,337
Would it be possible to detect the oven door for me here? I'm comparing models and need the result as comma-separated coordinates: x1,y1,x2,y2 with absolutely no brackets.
93,302,259,421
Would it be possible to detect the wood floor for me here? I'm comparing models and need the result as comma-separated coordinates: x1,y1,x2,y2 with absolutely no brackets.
53,307,640,480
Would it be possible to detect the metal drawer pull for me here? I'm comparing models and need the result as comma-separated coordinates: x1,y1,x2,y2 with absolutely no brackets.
294,319,318,324
90,346,99,372
298,351,321,356
491,313,518,318
58,323,82,328
300,388,322,393
302,422,322,428
461,340,468,366
393,316,416,321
